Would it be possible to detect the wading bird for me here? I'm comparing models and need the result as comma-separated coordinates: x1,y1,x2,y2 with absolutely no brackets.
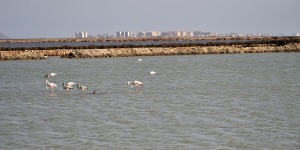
150,71,156,75
77,84,88,91
62,82,75,90
45,73,57,78
46,80,57,93
127,80,143,91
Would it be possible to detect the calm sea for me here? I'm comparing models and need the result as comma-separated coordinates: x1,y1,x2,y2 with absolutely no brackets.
0,53,299,149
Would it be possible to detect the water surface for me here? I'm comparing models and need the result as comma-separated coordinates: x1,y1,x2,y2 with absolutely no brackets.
0,53,299,149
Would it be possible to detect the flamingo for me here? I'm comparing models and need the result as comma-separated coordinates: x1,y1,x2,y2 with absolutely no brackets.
127,80,143,91
150,71,156,75
62,82,75,90
46,80,57,93
77,84,88,91
45,72,57,78
62,83,73,90
66,82,75,86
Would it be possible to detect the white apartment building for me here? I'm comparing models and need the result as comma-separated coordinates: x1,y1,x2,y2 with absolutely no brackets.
161,31,193,37
75,32,88,38
116,31,133,37
146,31,160,37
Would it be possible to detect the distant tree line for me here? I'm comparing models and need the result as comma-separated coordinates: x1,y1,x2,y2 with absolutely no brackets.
0,37,299,51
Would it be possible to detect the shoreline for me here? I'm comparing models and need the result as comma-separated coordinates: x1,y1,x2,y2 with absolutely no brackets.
0,36,298,44
1,43,299,61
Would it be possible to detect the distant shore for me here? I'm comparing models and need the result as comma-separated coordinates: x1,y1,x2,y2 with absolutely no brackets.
1,37,299,60
0,36,297,43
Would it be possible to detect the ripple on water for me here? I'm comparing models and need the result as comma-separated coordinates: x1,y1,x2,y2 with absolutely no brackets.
0,53,299,149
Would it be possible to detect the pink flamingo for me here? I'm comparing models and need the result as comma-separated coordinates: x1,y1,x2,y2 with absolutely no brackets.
127,80,143,91
46,80,57,93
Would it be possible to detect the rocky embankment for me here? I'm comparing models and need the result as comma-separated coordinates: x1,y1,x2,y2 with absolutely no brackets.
1,43,300,60
0,49,73,60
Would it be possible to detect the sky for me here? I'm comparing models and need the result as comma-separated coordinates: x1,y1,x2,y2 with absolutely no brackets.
0,0,299,38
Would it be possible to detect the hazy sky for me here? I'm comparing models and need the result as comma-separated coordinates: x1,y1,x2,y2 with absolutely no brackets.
1,0,299,38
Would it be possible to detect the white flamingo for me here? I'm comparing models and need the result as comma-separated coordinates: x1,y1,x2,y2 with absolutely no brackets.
77,84,88,91
127,80,143,91
46,80,57,93
45,72,57,78
150,71,156,75
66,82,75,86
62,82,75,90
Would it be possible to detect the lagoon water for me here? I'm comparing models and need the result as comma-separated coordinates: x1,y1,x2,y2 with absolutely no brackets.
0,53,299,149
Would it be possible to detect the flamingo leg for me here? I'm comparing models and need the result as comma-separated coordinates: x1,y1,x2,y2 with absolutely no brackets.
138,85,143,91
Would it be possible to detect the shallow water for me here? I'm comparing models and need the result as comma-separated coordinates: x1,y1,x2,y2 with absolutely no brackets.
0,53,299,149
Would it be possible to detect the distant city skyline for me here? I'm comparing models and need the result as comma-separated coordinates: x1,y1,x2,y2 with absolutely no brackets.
1,0,299,38
75,30,300,39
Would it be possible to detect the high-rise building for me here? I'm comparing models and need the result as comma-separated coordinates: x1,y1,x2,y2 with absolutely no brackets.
75,32,88,38
116,31,133,37
137,32,146,37
146,31,160,37
161,31,192,37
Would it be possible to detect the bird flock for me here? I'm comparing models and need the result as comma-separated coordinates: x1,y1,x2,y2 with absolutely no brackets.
45,73,91,94
44,59,156,94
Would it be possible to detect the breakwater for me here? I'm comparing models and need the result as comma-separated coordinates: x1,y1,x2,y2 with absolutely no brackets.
1,43,299,60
